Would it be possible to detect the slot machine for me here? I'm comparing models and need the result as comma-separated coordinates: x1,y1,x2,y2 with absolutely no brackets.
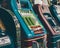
49,5,60,48
11,0,47,48
0,7,21,48
33,0,60,48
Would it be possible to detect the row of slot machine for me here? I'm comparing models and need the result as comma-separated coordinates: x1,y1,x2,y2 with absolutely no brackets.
0,0,60,48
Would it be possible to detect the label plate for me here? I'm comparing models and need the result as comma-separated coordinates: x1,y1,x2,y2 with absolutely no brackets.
0,36,11,47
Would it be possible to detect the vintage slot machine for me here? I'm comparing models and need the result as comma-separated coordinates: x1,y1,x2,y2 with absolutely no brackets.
0,7,21,48
49,5,60,48
11,0,47,48
33,0,60,48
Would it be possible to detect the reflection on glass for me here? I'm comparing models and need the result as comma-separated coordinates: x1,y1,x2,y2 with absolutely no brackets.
0,19,5,32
